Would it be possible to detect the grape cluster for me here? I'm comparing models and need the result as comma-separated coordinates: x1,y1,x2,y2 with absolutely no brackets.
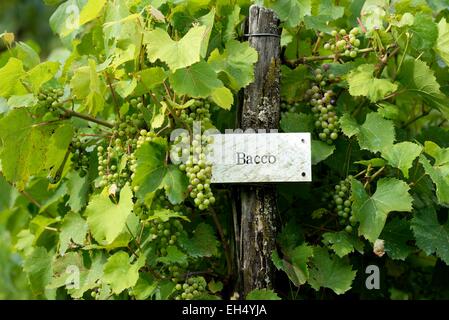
179,134,215,210
175,276,208,300
147,216,184,255
179,100,212,127
281,101,300,114
97,109,147,190
323,28,361,58
70,137,89,177
36,88,64,111
304,66,340,144
129,96,147,110
330,176,356,233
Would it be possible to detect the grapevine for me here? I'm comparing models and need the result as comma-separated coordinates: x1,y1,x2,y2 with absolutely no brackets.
304,66,340,144
1,0,449,302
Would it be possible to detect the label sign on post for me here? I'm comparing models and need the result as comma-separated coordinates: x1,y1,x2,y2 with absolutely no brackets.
208,133,312,183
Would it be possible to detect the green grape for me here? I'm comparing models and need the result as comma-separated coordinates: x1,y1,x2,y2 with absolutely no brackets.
175,276,208,300
98,101,152,190
176,121,215,211
322,28,363,59
70,135,90,176
304,67,340,144
330,177,357,232
36,88,64,111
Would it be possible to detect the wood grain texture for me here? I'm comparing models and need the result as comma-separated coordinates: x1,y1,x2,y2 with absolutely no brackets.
239,5,281,296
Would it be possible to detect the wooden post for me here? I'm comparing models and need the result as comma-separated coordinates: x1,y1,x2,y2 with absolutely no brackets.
239,5,281,296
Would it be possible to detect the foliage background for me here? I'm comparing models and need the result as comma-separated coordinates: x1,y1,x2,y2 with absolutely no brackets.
1,0,449,301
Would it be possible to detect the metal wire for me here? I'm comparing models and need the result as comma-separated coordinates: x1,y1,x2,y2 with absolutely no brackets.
244,33,280,38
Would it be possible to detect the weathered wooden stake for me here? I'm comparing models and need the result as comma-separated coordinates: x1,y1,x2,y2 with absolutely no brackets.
239,5,281,296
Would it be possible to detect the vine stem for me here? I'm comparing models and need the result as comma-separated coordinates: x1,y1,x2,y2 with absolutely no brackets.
105,72,121,118
402,110,430,128
58,107,114,128
283,47,376,68
369,166,385,182
21,190,42,208
209,207,233,281
395,33,411,78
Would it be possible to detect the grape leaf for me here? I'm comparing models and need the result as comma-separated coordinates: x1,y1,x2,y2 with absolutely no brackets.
47,252,84,290
179,223,219,258
361,0,387,31
161,165,189,205
0,58,27,98
0,108,52,190
347,64,398,102
15,42,40,69
132,141,167,198
102,251,145,294
133,141,188,204
79,0,107,25
311,140,335,165
144,26,206,72
382,142,423,178
210,87,234,110
50,0,85,38
147,209,190,223
435,18,449,66
270,0,311,28
397,58,449,117
157,246,188,265
208,40,258,91
308,247,356,295
272,244,313,287
70,252,106,298
86,185,134,245
339,113,360,138
409,13,438,51
351,178,413,242
26,62,60,94
246,288,281,300
70,59,106,116
0,174,18,211
380,217,414,260
280,112,314,133
137,67,167,91
290,244,314,284
313,0,345,20
59,212,88,255
31,211,61,233
411,207,449,264
169,61,223,98
7,94,37,109
360,113,395,152
66,171,89,213
44,124,73,180
115,78,137,99
322,231,365,258
23,247,53,297
419,141,449,206
133,274,158,300
208,279,223,294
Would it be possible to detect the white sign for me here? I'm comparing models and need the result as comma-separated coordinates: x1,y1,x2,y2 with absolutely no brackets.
208,133,312,183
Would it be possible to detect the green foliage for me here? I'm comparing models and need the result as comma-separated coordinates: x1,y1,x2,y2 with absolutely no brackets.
347,64,398,102
103,252,145,294
246,288,281,300
411,207,449,265
86,186,134,245
308,247,356,295
1,0,449,301
352,178,413,242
